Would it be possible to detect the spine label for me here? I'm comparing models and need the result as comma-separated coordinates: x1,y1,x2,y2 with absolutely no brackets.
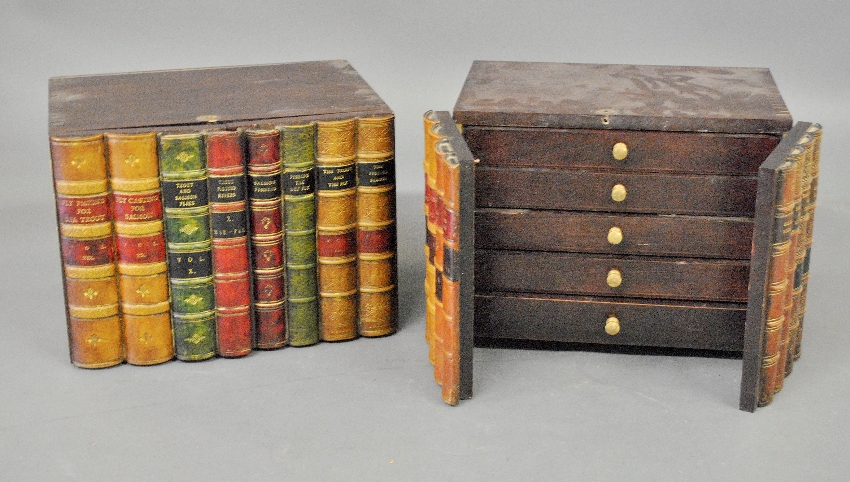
248,173,281,200
357,158,395,187
113,192,163,223
284,168,315,196
209,175,246,204
161,179,208,209
167,250,213,279
116,232,166,264
57,194,111,225
61,236,115,266
317,164,356,191
211,210,249,238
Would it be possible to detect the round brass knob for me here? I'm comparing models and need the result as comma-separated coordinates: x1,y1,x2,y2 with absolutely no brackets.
607,269,622,288
611,184,627,202
605,316,620,335
612,142,628,161
607,226,623,245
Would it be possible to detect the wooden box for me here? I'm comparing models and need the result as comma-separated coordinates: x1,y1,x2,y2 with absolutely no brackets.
49,60,397,367
423,61,822,411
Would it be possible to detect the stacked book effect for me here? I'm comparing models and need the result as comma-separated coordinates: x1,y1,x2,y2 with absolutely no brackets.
751,123,822,407
422,111,474,405
50,61,397,368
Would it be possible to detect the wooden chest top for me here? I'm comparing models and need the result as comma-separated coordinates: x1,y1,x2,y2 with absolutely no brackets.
49,60,391,137
454,61,792,134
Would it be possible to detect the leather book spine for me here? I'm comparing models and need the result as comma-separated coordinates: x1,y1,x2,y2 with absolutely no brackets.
316,119,358,341
158,133,216,361
246,129,287,349
432,139,452,388
106,132,172,365
206,131,252,357
423,113,444,368
786,135,812,376
775,150,803,392
355,115,397,337
51,134,124,368
440,145,462,406
281,123,319,346
758,158,795,406
793,124,821,361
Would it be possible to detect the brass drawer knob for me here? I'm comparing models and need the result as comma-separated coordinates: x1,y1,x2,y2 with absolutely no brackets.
607,269,622,288
611,184,627,202
612,142,628,161
607,226,623,245
605,316,620,335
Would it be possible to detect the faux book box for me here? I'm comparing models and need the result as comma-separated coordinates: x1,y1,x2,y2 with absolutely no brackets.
423,61,822,411
49,60,398,367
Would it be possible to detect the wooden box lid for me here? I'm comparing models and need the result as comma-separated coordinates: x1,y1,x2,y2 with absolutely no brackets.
49,60,391,137
453,61,792,134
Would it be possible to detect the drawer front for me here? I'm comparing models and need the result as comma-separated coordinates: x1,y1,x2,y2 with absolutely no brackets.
474,294,746,351
476,166,757,216
475,209,753,259
464,126,779,175
475,250,750,302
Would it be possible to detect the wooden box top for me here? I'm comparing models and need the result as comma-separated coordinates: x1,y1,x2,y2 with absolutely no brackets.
454,61,792,134
49,60,392,137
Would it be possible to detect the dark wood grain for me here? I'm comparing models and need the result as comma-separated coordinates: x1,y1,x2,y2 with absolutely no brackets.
454,61,792,134
475,250,750,302
475,209,753,259
474,293,746,351
49,61,391,137
739,121,811,412
476,167,758,216
464,127,779,175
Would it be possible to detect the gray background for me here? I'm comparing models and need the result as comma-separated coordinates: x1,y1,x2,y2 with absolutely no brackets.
2,1,849,480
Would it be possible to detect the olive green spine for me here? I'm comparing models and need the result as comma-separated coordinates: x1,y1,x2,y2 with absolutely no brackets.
159,133,216,360
281,124,319,346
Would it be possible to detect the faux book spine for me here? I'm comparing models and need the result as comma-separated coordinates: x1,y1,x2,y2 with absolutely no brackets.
207,131,253,357
792,124,822,362
355,116,397,337
281,123,319,346
246,129,287,349
758,154,797,406
51,134,124,368
106,132,173,365
316,119,358,341
158,133,216,361
423,112,444,371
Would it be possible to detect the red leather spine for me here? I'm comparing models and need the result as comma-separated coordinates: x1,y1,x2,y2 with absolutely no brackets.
246,129,287,349
207,131,253,357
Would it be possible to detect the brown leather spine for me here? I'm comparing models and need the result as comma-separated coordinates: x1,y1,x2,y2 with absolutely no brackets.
423,112,441,364
758,158,796,406
440,147,462,405
106,132,173,365
356,115,397,337
246,129,286,349
316,119,358,341
792,125,822,362
52,134,124,368
775,150,803,393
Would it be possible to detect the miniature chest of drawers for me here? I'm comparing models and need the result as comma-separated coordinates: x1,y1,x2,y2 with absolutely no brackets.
424,61,822,411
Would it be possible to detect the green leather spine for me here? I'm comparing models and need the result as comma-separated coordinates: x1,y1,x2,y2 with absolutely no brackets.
281,124,319,346
159,133,216,360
